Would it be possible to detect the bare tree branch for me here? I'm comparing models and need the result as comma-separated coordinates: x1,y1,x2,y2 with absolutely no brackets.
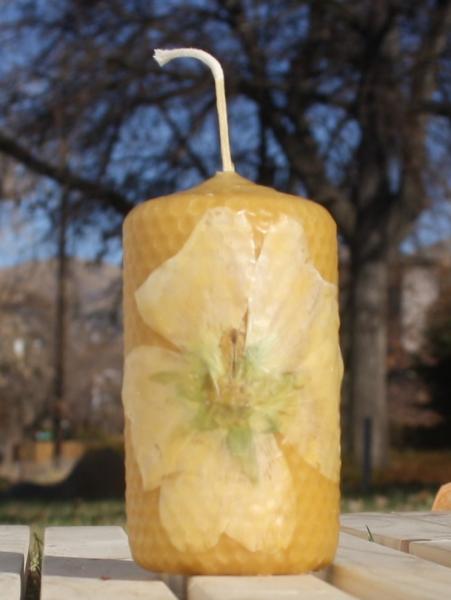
422,99,451,118
0,130,133,216
393,0,451,238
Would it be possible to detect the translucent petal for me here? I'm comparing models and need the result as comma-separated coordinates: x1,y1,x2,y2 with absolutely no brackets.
223,434,296,552
122,345,195,490
159,432,296,553
246,215,327,374
135,207,255,374
245,215,342,481
282,285,343,482
159,431,229,552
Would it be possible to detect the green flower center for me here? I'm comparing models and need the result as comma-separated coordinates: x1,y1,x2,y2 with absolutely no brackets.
151,327,302,480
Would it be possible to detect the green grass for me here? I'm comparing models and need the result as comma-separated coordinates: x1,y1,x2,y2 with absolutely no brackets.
341,487,436,512
0,498,125,528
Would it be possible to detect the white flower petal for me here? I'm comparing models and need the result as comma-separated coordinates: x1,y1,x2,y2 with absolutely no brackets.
159,431,229,552
159,431,296,553
135,207,255,371
122,345,196,490
224,434,296,552
282,287,343,481
246,215,328,374
246,215,342,481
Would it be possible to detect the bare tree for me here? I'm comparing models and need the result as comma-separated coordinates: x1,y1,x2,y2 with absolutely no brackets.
0,0,450,467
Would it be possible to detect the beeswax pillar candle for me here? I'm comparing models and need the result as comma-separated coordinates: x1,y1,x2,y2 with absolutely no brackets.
122,48,343,575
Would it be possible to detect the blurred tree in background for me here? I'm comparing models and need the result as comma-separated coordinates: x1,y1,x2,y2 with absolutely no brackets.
0,259,123,462
416,281,451,444
0,0,450,467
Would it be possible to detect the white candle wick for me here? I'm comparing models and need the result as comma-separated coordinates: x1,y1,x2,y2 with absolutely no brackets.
154,48,234,173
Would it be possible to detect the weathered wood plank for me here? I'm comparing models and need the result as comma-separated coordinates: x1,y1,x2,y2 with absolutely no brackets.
41,526,176,599
340,512,451,551
325,532,451,600
189,575,358,599
409,539,451,568
0,525,30,600
393,511,451,530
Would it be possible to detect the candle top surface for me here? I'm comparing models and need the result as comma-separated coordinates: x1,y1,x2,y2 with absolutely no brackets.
129,171,335,228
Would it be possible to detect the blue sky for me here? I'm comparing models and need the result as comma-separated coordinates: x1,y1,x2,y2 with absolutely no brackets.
0,200,121,267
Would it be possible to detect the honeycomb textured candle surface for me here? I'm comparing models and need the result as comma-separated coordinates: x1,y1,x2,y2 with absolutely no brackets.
123,172,343,574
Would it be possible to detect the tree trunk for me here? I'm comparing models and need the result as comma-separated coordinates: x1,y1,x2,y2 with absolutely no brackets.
350,253,389,469
53,191,68,463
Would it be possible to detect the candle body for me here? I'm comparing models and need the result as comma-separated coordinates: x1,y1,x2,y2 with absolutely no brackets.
122,172,343,574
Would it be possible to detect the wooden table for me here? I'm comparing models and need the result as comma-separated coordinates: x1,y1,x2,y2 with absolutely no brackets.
2,512,451,599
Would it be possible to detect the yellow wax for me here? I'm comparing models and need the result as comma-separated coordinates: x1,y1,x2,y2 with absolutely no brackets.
122,171,342,574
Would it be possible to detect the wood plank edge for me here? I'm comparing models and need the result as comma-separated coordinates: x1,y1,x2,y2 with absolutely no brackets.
20,527,31,600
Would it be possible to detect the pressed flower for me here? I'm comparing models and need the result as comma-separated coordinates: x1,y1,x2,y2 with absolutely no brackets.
123,206,343,553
